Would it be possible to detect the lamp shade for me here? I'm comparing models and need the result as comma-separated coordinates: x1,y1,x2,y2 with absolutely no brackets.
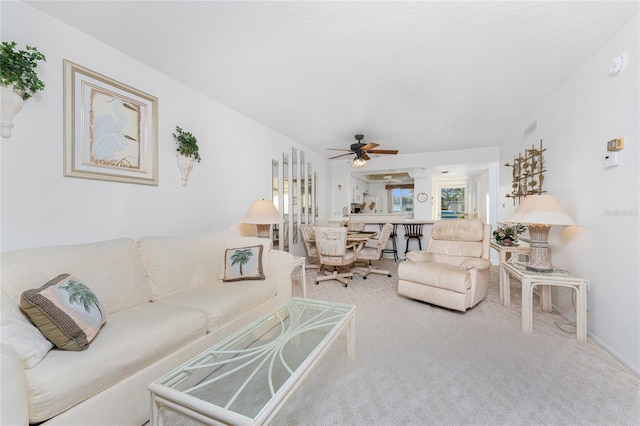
508,195,575,226
242,200,281,224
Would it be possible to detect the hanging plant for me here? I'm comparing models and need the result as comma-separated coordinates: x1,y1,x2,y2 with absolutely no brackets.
173,126,201,162
0,41,46,100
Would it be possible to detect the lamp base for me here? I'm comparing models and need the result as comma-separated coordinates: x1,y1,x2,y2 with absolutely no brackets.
255,224,271,239
526,223,553,272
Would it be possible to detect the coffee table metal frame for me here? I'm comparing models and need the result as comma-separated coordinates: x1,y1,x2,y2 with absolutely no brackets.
149,297,356,425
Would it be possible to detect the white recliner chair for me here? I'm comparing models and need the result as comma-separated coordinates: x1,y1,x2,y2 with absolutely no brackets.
397,219,492,312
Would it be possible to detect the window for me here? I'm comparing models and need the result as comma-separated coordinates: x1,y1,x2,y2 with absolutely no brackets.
440,186,465,218
391,188,414,212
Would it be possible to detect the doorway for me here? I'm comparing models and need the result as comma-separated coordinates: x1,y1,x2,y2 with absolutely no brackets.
433,179,471,219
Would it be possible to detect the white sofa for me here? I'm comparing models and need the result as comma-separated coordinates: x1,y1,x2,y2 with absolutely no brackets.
0,232,295,425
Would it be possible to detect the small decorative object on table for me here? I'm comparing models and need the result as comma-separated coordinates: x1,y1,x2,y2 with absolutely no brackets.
493,222,526,246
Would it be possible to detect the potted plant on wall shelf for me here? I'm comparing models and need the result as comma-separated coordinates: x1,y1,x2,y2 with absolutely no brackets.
173,126,201,187
0,41,46,138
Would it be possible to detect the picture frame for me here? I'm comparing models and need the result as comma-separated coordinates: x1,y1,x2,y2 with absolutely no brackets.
63,60,158,185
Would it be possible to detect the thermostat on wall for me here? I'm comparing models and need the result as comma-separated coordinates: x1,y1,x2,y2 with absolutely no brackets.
607,138,624,151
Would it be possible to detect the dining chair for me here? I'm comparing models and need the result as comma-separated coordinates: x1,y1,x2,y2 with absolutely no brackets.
300,224,320,270
403,223,424,254
314,227,357,287
353,223,393,278
379,223,398,261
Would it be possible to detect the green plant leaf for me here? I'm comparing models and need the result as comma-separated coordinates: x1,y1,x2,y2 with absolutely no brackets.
173,125,201,162
0,41,46,100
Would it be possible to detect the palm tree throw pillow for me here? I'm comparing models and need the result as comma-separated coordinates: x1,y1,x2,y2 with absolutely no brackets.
223,245,265,282
20,274,106,351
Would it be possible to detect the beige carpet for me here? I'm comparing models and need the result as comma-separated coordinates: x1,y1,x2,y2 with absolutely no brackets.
163,260,640,425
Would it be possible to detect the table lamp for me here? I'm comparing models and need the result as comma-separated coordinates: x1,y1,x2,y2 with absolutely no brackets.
242,200,281,239
508,194,575,272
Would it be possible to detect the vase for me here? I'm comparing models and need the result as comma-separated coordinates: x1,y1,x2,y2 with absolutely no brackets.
500,239,513,246
1,85,24,138
176,154,195,187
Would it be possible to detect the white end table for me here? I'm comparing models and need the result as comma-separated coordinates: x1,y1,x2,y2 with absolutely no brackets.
503,259,589,341
490,241,530,306
293,256,307,298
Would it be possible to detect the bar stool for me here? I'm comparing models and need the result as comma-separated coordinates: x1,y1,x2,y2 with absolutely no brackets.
379,223,398,261
403,223,424,254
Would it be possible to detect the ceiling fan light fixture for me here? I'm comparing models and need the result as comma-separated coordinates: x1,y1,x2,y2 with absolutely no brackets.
352,156,367,168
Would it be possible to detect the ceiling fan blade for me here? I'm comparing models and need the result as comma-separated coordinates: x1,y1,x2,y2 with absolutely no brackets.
361,142,379,151
327,148,353,152
329,152,356,160
361,152,371,161
367,149,399,155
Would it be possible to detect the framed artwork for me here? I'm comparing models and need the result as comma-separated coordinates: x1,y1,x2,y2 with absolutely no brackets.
63,60,158,185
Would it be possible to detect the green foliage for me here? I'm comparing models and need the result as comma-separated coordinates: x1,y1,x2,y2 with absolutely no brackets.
493,222,527,242
173,126,201,162
440,187,465,209
0,41,46,100
230,248,254,276
60,279,101,314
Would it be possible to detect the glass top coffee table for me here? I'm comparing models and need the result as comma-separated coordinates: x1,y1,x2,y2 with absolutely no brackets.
149,297,356,425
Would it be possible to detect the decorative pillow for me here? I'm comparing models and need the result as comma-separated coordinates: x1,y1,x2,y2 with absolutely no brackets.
20,274,107,351
223,245,265,282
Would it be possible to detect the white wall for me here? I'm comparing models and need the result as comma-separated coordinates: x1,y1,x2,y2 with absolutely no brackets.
0,1,329,256
498,15,639,373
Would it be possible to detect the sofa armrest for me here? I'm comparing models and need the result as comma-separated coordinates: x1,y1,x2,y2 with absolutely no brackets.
270,249,295,301
404,251,434,263
1,345,29,425
460,257,492,271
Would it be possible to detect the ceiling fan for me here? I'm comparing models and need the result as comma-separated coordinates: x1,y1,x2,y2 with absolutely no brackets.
383,175,402,183
327,134,399,161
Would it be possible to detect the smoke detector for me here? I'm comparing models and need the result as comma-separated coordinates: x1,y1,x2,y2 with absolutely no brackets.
609,55,626,75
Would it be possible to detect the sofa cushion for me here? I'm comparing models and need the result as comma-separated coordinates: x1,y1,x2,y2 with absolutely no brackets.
24,302,207,424
20,274,106,351
138,232,226,300
156,279,277,332
1,290,53,368
1,238,151,315
398,261,471,293
223,245,265,282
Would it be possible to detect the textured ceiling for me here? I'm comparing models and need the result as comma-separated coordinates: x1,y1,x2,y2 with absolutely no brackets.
27,1,639,158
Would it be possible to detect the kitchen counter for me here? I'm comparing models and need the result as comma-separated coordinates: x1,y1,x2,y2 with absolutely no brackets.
330,214,436,259
348,213,435,224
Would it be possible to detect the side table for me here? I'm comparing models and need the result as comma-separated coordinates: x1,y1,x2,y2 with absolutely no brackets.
490,241,530,306
503,259,589,341
293,256,307,298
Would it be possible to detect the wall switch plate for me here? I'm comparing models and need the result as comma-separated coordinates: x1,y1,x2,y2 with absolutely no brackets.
607,138,624,151
603,152,620,168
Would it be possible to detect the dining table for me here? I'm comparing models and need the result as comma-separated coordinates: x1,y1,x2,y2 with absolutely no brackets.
346,230,378,243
